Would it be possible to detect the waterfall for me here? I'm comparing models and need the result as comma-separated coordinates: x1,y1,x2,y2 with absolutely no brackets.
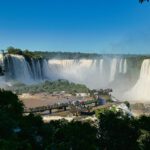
31,59,37,80
4,55,52,83
119,59,123,73
99,59,103,75
47,58,127,88
36,60,42,79
124,59,150,102
4,54,33,83
119,59,127,74
2,54,131,90
0,54,3,65
109,58,118,82
30,59,43,80
5,54,149,102
4,53,150,102
48,59,94,83
42,59,51,79
123,59,127,74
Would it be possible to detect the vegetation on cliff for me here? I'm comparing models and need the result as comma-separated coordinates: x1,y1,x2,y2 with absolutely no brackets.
6,46,150,60
7,46,42,59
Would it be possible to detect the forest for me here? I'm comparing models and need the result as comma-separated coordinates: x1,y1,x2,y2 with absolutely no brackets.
0,89,150,150
8,80,89,95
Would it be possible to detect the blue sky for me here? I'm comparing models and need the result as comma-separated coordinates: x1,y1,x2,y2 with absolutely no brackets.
0,0,150,54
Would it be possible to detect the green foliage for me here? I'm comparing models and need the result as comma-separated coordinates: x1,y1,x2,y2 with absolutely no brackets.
0,89,24,118
7,46,23,55
138,130,150,150
34,51,100,59
139,0,149,3
11,79,89,95
138,115,150,132
7,46,42,59
0,90,97,149
45,120,98,150
97,109,139,150
1,90,150,149
0,89,24,140
23,49,42,59
95,107,107,118
7,46,150,60
124,101,130,108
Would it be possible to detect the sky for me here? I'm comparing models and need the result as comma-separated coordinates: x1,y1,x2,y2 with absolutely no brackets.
0,0,150,54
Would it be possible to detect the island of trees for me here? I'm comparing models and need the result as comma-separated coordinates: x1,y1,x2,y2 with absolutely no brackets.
8,79,89,95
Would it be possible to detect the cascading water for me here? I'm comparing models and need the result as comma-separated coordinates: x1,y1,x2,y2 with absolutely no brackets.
3,54,141,100
47,58,128,89
3,55,129,88
109,58,118,82
4,54,52,83
123,59,127,74
42,59,51,79
119,59,123,73
48,59,94,84
118,58,127,74
4,54,33,83
0,54,3,65
4,53,150,102
2,53,150,103
124,59,150,102
99,59,103,75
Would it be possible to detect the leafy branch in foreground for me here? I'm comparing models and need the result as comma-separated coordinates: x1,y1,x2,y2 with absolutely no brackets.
139,0,149,3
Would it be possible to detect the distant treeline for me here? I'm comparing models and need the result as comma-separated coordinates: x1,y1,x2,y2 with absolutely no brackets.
6,46,101,59
5,46,150,59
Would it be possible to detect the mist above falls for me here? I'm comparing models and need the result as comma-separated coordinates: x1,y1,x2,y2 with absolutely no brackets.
1,53,150,103
47,58,128,90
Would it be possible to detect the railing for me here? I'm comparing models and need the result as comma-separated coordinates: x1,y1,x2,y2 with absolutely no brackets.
23,99,99,114
24,102,69,113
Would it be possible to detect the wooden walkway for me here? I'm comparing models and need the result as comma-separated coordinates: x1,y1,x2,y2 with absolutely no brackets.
23,99,119,115
24,102,69,114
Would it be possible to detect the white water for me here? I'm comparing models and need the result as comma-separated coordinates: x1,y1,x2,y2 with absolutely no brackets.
99,59,103,75
2,54,150,103
109,58,118,82
119,59,123,73
123,59,127,74
4,55,51,83
124,59,150,103
3,54,150,102
3,55,128,88
8,55,33,83
0,54,3,65
47,58,128,89
48,59,94,85
5,54,147,102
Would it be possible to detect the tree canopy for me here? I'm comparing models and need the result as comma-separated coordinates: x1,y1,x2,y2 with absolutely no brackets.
0,90,150,149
